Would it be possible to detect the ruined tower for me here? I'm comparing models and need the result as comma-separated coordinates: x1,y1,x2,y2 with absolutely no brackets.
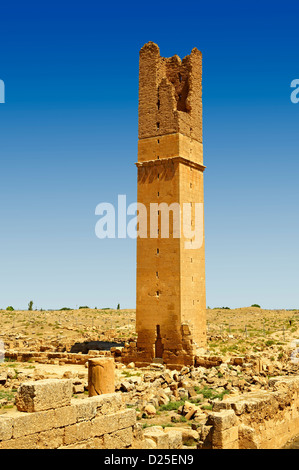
123,42,206,368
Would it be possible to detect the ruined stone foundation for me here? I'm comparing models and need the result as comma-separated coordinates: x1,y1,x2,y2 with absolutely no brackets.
122,42,207,369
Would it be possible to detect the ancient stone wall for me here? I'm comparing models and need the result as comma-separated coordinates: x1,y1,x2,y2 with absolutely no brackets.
0,379,137,449
4,349,114,365
0,378,188,449
199,375,299,449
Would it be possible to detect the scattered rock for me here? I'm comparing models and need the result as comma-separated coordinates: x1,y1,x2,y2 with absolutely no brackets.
0,371,7,385
143,404,156,417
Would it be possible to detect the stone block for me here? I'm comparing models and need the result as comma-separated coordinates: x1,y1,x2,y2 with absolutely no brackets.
15,379,73,412
91,413,119,437
0,417,13,441
88,350,101,356
88,392,123,415
143,426,169,449
36,428,65,449
144,437,157,448
213,439,239,450
54,405,77,427
103,427,133,449
73,384,84,394
64,420,92,446
173,426,199,444
92,409,136,438
238,424,259,449
72,398,98,422
89,436,105,449
0,371,7,385
117,408,136,429
207,410,237,431
13,409,55,438
164,429,182,449
0,433,38,449
212,426,239,448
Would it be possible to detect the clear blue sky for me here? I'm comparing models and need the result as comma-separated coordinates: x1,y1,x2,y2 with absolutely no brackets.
0,1,298,310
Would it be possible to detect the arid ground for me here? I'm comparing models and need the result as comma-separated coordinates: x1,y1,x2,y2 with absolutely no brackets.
0,306,298,446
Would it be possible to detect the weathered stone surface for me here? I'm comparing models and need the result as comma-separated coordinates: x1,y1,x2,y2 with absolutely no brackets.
88,392,122,415
144,437,157,448
36,428,65,449
88,358,115,396
0,417,13,441
13,409,55,438
103,427,133,449
143,404,156,417
64,420,92,446
0,371,7,385
0,433,38,449
207,410,237,431
238,424,259,449
269,375,299,390
164,429,182,448
118,408,136,429
54,404,77,427
143,426,169,449
122,41,206,369
15,379,73,412
91,409,135,437
171,426,199,444
72,398,98,422
211,426,239,448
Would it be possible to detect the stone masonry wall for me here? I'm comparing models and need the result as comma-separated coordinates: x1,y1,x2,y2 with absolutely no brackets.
0,379,137,449
199,375,299,449
0,378,186,449
4,349,114,365
1,376,299,449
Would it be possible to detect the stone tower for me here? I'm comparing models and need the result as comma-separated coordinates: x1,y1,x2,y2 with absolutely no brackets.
122,42,206,369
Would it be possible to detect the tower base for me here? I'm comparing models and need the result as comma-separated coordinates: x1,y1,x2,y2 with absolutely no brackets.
121,327,200,370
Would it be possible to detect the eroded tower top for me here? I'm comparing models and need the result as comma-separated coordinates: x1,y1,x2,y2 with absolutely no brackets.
138,41,203,143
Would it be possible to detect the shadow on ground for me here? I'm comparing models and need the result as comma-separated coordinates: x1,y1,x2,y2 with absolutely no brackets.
69,340,124,354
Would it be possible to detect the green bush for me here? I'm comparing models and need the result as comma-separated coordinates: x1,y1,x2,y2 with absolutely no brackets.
6,306,14,311
251,304,261,308
159,400,186,411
